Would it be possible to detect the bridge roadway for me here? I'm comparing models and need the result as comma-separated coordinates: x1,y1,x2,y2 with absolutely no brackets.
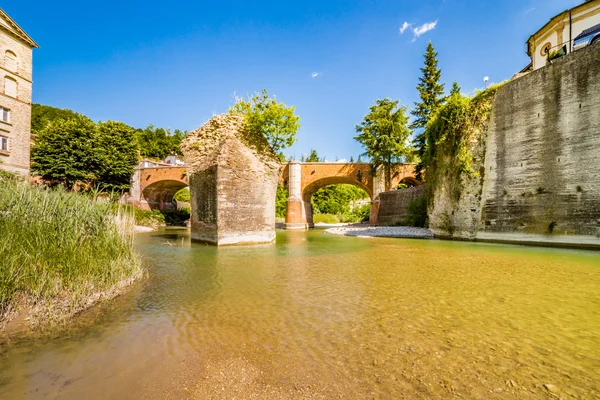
127,161,417,227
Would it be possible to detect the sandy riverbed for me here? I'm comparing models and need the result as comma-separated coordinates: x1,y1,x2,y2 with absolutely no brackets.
325,225,434,239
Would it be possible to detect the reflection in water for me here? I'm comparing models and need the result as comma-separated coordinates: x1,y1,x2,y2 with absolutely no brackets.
1,228,599,399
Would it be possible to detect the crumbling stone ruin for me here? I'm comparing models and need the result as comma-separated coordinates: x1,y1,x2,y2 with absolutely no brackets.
180,114,280,245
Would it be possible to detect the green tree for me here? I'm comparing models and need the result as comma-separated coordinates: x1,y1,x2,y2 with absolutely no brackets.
411,42,445,179
136,125,186,160
95,121,139,191
31,116,101,188
31,104,81,136
229,89,300,160
450,81,461,96
354,98,413,191
311,184,368,215
305,149,323,162
174,188,190,202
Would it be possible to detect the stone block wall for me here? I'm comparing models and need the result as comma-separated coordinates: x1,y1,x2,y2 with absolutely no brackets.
373,185,426,225
482,42,600,235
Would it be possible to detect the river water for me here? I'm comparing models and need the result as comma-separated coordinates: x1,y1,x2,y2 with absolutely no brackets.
1,228,599,399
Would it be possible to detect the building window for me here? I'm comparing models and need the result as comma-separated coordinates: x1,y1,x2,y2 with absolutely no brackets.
4,76,17,98
0,107,9,123
0,136,8,152
4,50,17,72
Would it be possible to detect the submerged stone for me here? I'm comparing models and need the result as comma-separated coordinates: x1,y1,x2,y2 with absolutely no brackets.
180,114,280,245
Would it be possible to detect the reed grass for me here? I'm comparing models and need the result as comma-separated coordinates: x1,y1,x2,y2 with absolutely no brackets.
0,173,143,324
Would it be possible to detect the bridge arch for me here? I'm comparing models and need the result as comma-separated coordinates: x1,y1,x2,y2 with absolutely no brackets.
128,166,188,210
301,177,372,227
142,179,188,210
302,176,373,202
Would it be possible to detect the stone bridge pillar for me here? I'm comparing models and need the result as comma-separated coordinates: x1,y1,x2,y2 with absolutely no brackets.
181,114,280,245
284,161,309,230
369,166,386,224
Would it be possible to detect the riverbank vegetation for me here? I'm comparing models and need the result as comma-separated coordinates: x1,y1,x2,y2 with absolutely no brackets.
31,104,188,191
0,172,144,332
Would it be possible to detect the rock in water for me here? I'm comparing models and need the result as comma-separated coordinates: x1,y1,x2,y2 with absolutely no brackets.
181,114,280,245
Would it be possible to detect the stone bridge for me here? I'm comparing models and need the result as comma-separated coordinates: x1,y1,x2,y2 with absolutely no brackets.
281,162,416,229
128,162,417,227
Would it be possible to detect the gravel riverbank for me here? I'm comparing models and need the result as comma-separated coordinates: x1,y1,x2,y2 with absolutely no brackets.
325,225,434,239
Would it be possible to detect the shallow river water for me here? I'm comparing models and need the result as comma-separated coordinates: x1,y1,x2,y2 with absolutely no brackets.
1,228,599,399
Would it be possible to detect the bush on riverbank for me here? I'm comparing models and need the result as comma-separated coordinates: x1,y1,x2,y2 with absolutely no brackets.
118,204,165,227
313,203,371,224
0,173,143,329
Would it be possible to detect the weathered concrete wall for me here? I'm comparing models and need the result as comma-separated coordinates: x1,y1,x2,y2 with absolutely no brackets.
181,114,280,245
482,42,600,236
374,185,426,225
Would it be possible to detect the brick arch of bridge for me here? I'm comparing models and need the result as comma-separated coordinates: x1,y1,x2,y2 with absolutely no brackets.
282,162,417,229
129,167,188,210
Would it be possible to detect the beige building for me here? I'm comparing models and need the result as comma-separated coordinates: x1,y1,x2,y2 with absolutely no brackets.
0,8,37,175
526,0,600,71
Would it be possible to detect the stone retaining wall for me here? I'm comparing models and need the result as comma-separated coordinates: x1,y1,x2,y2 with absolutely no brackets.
373,185,426,225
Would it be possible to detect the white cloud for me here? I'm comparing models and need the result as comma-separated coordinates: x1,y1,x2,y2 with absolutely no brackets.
336,158,348,163
400,21,411,34
524,7,535,14
311,72,321,78
412,20,437,40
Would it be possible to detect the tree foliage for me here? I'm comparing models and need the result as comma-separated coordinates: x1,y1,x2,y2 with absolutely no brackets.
276,184,288,218
136,125,187,160
95,121,139,191
31,117,138,191
304,149,323,162
31,104,80,136
422,85,501,201
411,42,445,179
311,184,368,215
31,116,101,188
450,81,461,96
32,104,187,163
229,89,300,159
354,98,413,191
174,188,190,202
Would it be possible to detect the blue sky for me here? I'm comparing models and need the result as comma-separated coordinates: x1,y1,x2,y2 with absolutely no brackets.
7,0,580,161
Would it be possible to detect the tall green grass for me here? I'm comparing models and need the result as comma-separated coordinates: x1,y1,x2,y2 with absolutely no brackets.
0,173,143,321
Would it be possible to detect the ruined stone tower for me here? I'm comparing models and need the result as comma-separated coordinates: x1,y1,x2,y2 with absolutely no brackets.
180,114,280,245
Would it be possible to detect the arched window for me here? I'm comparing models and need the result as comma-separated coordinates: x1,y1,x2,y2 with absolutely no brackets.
4,50,17,72
4,76,17,98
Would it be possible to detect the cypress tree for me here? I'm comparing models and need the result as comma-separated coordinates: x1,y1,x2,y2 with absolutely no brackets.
411,41,445,178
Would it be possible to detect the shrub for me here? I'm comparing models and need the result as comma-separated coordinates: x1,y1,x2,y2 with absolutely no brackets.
313,213,340,224
162,209,190,226
173,188,190,202
404,195,428,227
